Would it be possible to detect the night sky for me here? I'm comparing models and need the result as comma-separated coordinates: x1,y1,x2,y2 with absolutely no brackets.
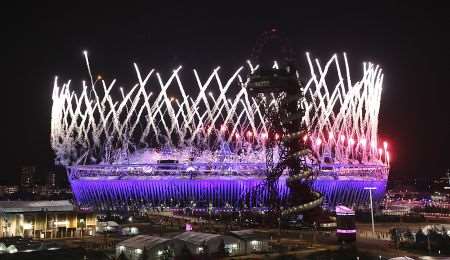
2,1,449,184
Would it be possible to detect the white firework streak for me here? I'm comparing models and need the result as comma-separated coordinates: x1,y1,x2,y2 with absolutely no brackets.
51,52,388,166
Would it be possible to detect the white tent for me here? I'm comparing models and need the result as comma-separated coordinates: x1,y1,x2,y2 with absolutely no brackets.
0,242,7,252
421,224,450,235
6,245,18,254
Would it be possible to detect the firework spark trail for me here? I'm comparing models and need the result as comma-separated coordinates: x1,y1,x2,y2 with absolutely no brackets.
51,53,388,166
303,53,384,163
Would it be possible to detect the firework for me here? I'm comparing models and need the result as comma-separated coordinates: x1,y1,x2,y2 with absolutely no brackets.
51,52,389,166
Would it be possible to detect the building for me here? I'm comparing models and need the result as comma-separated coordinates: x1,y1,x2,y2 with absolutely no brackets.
20,166,35,190
336,205,356,242
0,200,96,239
116,232,246,259
0,186,19,197
116,235,174,260
96,221,120,233
120,226,139,236
228,229,271,254
0,237,61,254
173,231,240,256
47,171,57,189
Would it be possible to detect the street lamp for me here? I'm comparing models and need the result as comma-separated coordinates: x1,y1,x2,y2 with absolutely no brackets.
364,187,377,235
80,218,85,239
278,206,284,237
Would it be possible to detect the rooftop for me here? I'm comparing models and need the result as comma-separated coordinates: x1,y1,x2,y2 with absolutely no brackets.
229,229,270,241
117,235,171,250
173,232,221,245
0,200,74,213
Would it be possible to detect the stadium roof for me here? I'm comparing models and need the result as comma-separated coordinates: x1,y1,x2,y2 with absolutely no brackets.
117,235,171,250
173,232,221,245
0,200,74,213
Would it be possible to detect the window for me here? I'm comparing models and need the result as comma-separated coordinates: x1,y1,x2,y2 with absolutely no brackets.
250,240,262,251
225,243,238,254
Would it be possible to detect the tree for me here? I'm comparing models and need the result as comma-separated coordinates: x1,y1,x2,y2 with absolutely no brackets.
117,251,128,260
141,246,149,260
200,240,209,258
216,239,228,257
404,229,414,242
161,246,174,260
442,228,450,254
415,229,427,250
399,228,415,249
429,229,443,251
177,244,193,260
390,228,399,249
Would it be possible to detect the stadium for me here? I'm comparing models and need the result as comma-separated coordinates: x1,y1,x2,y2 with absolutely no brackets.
51,51,390,212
